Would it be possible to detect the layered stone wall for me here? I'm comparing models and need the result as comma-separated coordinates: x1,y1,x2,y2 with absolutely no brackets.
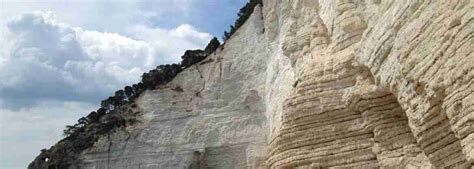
263,0,473,168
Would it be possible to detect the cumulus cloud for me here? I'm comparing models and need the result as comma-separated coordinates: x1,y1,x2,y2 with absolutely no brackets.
0,11,212,109
128,24,213,61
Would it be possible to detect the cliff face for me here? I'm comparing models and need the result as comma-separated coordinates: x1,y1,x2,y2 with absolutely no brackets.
76,5,271,168
263,0,473,168
40,0,473,168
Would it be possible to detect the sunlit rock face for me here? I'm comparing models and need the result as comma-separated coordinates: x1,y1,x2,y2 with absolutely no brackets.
74,0,473,168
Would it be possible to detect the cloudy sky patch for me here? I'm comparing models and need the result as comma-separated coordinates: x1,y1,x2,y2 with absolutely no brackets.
1,11,213,109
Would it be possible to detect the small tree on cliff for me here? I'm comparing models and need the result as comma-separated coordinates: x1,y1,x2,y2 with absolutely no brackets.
124,86,134,99
223,0,263,42
204,37,221,54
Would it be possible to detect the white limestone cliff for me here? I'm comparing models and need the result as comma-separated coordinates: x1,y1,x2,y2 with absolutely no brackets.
74,0,473,168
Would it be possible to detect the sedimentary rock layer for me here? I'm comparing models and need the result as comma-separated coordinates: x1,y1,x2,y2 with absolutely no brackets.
264,0,473,168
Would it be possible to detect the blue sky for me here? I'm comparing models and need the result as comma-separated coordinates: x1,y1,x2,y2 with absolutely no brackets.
0,0,246,168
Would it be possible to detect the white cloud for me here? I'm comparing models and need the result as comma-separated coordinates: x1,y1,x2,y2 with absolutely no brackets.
170,24,214,42
0,11,212,109
128,24,212,62
0,101,96,169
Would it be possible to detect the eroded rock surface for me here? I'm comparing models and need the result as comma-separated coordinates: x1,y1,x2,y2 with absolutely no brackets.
41,0,473,168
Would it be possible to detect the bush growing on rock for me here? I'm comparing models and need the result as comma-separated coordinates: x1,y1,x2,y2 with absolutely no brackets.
223,0,262,41
204,37,221,54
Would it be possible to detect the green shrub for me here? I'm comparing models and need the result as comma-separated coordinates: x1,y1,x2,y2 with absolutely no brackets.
223,0,262,41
